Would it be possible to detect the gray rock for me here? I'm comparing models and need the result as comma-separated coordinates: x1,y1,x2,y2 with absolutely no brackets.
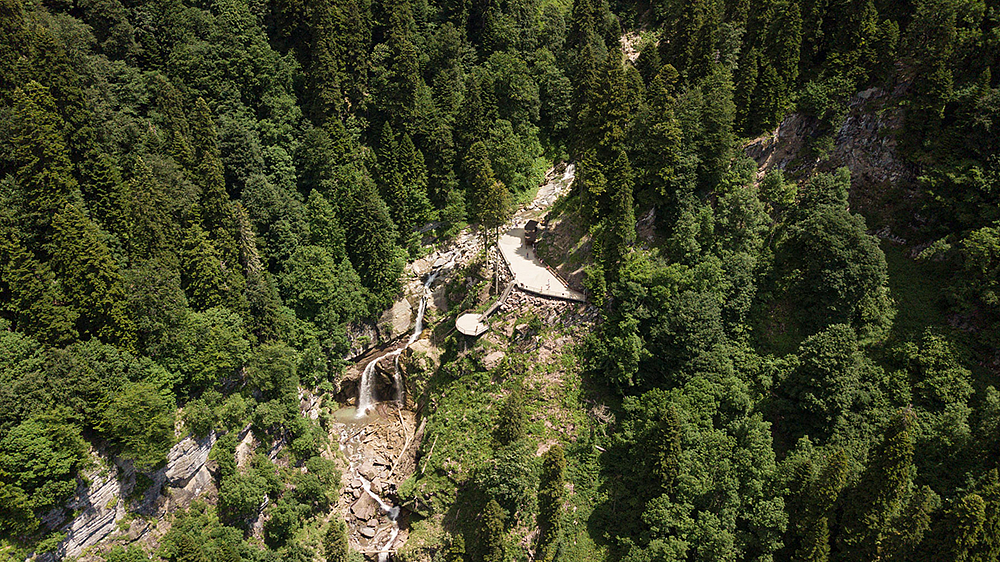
360,526,377,538
380,298,413,339
165,432,216,487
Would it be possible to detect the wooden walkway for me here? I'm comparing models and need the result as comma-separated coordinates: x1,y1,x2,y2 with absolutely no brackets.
455,282,515,336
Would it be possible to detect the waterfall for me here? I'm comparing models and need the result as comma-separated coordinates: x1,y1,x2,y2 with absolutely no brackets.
356,269,441,418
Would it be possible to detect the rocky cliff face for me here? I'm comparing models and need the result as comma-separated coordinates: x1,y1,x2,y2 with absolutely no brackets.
37,432,219,561
745,86,916,188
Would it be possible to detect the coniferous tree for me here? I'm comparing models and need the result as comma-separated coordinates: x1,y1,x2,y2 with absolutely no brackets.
594,49,633,160
324,517,349,562
794,449,850,562
189,97,230,229
0,221,78,345
0,0,30,95
7,81,80,246
602,149,636,286
443,532,466,562
641,65,683,203
653,406,682,493
697,67,736,189
306,0,345,126
734,48,760,134
574,148,607,226
928,493,986,562
173,532,209,562
341,167,402,308
881,485,939,562
377,121,409,235
121,157,171,262
480,498,506,562
537,445,566,562
306,190,347,262
397,132,433,230
839,409,916,562
50,203,133,346
83,153,126,232
465,141,510,249
181,223,230,311
494,386,526,446
571,42,603,157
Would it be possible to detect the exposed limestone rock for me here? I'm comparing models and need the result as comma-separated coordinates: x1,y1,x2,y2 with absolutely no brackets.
39,432,221,561
38,456,131,561
380,298,413,339
164,432,216,487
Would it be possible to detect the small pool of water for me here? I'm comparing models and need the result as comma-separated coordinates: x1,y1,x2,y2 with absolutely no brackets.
331,406,370,424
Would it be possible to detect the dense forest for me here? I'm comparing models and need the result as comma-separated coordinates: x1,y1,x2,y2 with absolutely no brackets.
1,0,999,559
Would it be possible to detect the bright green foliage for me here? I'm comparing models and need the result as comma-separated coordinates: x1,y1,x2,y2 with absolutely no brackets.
781,447,851,562
280,245,367,330
249,343,299,402
218,472,267,524
182,399,214,437
779,324,866,441
306,190,347,263
264,498,309,547
0,412,87,511
0,470,38,540
103,544,150,562
171,307,250,394
99,382,175,470
759,168,796,208
770,170,894,345
1,0,998,559
574,148,608,225
170,533,208,562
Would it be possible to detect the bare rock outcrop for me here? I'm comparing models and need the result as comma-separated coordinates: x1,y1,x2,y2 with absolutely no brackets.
165,432,216,487
37,432,219,561
745,86,915,187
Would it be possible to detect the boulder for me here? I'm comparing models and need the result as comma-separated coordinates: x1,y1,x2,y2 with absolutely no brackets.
380,298,413,339
482,350,506,371
352,494,378,521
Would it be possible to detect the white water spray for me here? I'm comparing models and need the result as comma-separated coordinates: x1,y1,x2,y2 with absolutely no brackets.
356,269,442,418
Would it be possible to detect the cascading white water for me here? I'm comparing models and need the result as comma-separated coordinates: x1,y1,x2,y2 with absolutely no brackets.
356,269,442,418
